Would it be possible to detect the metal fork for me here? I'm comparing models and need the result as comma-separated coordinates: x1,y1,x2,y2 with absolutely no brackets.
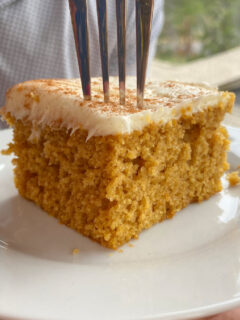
69,0,154,107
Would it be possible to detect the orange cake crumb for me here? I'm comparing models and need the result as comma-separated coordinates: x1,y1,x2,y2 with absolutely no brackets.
227,171,240,186
72,248,80,255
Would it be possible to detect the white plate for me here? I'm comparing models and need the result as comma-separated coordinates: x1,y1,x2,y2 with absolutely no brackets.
0,126,240,320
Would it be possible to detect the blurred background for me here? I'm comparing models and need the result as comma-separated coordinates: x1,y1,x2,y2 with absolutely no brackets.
151,0,240,109
156,0,240,63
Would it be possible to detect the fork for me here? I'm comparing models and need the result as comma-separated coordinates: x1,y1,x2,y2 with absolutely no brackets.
69,0,154,107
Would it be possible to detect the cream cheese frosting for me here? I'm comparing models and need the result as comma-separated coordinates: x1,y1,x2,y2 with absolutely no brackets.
1,77,231,139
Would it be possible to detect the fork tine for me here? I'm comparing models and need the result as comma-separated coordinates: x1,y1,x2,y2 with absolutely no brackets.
96,0,109,102
136,0,154,107
69,0,91,100
116,0,126,105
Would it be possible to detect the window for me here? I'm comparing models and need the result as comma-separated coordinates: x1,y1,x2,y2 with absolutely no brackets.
151,0,240,106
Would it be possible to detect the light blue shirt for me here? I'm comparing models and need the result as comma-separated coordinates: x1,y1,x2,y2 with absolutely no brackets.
0,0,164,128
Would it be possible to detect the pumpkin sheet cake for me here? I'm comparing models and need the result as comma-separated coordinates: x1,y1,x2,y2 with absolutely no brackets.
0,77,235,248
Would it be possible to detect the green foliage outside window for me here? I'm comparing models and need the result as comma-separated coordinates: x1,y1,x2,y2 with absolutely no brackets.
156,0,240,63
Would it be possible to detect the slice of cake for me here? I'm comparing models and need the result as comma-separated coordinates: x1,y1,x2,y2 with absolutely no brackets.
0,78,235,249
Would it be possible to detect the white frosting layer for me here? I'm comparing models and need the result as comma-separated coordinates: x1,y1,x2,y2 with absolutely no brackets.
1,77,231,139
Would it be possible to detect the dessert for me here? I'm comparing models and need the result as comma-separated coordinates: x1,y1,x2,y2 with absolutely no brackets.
227,171,240,187
0,78,235,248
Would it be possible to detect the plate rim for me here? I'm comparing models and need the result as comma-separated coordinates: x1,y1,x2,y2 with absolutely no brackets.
0,125,240,320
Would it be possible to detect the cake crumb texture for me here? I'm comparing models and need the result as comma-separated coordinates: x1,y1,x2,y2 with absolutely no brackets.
72,248,80,255
227,171,240,186
2,96,234,249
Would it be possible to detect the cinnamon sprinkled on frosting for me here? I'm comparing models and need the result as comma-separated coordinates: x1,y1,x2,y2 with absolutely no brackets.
1,77,231,139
